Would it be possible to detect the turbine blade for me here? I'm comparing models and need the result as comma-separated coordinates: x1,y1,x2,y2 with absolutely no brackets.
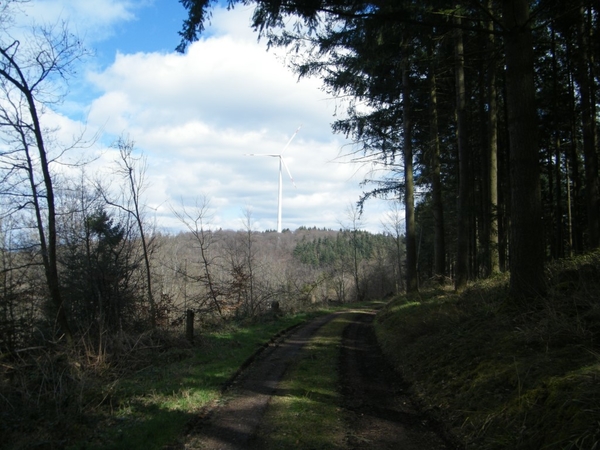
280,124,302,155
280,156,297,189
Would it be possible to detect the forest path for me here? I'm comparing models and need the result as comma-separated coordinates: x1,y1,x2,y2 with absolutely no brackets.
338,310,451,449
169,309,453,449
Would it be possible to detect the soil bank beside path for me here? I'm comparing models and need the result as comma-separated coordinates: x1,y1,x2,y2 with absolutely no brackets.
169,309,455,449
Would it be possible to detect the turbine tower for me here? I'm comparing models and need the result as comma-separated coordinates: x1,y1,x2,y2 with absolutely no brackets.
246,125,301,233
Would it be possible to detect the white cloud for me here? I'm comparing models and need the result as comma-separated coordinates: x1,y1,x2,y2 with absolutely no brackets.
38,3,394,233
23,0,137,41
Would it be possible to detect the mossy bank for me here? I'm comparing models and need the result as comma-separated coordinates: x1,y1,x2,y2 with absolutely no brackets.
375,251,600,449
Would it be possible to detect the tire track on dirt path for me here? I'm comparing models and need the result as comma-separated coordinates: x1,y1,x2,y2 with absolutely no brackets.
340,310,455,449
171,312,342,449
170,308,456,449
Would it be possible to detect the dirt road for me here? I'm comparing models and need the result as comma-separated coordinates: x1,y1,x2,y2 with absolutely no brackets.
171,310,454,449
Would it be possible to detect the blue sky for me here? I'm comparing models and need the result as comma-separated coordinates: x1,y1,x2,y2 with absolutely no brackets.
14,0,396,233
95,1,188,61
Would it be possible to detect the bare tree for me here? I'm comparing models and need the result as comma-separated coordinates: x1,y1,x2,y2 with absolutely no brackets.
0,17,87,342
0,213,39,352
100,137,156,327
239,208,258,315
382,200,405,293
173,196,223,317
342,203,365,302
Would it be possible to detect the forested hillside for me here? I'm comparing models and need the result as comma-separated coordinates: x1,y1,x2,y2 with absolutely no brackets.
0,0,599,447
2,223,402,351
180,0,599,297
149,226,403,322
1,0,596,354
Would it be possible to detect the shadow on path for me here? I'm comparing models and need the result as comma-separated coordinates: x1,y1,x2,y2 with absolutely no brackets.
169,309,457,449
169,313,340,449
340,310,455,450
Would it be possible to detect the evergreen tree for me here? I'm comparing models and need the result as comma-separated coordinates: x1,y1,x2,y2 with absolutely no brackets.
179,0,599,298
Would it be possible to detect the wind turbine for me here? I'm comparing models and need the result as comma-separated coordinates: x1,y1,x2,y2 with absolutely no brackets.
246,125,302,233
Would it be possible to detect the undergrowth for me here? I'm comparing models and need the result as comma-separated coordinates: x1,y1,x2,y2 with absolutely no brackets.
0,311,320,449
375,251,600,449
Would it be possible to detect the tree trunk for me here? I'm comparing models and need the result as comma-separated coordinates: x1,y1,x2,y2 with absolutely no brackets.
21,127,72,343
503,0,546,298
428,39,446,281
21,78,73,343
551,27,564,259
455,14,469,291
403,57,418,293
486,0,500,275
120,144,156,328
574,4,599,249
567,51,584,254
396,232,404,292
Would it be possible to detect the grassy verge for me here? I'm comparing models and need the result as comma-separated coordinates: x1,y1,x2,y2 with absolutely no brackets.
254,313,354,449
375,252,600,449
7,311,321,450
4,300,383,449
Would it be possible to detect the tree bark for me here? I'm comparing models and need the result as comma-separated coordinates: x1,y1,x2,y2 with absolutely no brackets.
574,4,599,249
503,0,546,298
567,50,584,254
486,0,500,275
455,14,470,292
428,39,446,281
117,142,156,328
403,57,418,293
0,46,73,342
551,27,564,259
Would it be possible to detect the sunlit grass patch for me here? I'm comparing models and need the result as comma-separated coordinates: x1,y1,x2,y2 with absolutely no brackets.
66,312,320,450
256,314,350,449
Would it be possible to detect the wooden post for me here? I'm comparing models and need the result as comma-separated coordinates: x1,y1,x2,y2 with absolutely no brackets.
186,309,194,343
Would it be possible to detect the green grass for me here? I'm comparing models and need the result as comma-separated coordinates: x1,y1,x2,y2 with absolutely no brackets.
4,301,381,450
253,303,384,449
375,254,600,450
254,313,355,449
65,248,600,450
20,258,600,450
64,312,323,450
